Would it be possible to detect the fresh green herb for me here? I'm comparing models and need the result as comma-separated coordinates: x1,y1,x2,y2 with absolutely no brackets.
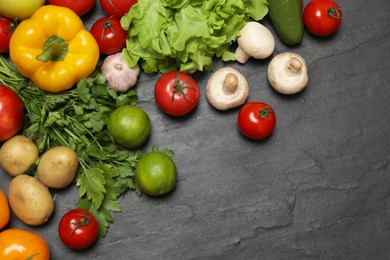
0,55,162,237
120,0,268,74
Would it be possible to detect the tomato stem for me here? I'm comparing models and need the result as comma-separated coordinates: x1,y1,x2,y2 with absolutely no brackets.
70,214,91,233
100,21,118,41
171,72,195,104
7,19,18,33
328,7,342,19
259,108,273,118
26,253,40,260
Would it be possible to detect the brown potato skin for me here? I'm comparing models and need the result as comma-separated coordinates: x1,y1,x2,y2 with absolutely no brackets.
37,146,79,189
8,175,54,226
0,135,39,177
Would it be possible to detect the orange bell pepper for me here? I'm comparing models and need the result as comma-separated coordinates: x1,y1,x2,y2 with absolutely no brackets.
9,5,99,93
0,228,50,260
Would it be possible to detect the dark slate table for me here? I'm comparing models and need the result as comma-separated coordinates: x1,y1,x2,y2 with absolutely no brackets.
1,0,390,259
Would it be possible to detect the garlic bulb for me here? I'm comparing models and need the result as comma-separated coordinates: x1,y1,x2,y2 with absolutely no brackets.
101,52,140,92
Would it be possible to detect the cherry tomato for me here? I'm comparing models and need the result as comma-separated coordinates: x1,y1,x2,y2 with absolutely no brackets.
58,208,99,250
0,84,24,142
237,102,276,139
0,16,17,53
47,0,96,16
0,228,50,260
0,189,10,230
90,17,128,55
303,0,342,36
99,0,137,19
154,71,200,116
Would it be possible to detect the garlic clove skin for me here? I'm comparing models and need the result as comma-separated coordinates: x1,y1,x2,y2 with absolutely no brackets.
101,52,140,92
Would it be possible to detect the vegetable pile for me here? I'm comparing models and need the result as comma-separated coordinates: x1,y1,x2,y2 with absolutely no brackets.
0,56,144,236
0,0,344,256
120,0,268,73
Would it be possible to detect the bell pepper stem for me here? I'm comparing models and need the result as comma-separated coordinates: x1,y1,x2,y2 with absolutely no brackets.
36,35,68,63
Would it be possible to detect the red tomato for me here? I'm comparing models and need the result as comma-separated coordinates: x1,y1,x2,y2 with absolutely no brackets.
0,16,17,53
58,209,99,250
154,71,200,116
99,0,137,19
0,84,24,142
90,17,128,55
237,102,276,139
303,0,342,36
47,0,96,16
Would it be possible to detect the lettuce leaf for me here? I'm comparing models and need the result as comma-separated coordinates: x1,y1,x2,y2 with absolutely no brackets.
121,0,268,74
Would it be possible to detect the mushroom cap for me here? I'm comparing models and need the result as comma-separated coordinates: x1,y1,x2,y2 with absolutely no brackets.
206,67,249,110
235,21,275,63
267,52,308,95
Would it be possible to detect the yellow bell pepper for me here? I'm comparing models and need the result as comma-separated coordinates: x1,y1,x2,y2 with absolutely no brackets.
9,5,99,93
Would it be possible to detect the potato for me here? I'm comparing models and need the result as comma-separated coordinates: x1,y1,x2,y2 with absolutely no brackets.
0,135,39,177
37,146,79,189
8,175,54,226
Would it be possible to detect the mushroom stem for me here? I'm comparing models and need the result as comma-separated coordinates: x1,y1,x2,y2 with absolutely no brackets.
222,73,239,95
235,46,250,64
285,57,302,76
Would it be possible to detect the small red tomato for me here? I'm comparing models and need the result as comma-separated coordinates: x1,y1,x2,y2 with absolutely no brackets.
47,0,96,16
58,209,99,250
237,102,276,139
99,0,137,19
0,16,17,53
0,84,24,142
154,71,200,116
303,0,342,36
90,17,128,55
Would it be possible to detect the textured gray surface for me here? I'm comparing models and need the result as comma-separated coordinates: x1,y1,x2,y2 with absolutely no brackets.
1,0,390,259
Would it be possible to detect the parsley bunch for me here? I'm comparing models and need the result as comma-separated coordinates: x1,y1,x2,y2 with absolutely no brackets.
0,56,146,236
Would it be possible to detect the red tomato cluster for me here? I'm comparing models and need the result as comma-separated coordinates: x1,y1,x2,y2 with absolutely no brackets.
89,0,137,55
46,0,136,55
41,0,135,55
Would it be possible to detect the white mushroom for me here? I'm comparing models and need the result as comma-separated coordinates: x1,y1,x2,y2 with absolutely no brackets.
235,21,275,64
206,67,249,110
267,52,308,95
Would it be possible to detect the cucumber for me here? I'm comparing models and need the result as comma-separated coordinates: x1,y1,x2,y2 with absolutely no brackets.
267,0,304,46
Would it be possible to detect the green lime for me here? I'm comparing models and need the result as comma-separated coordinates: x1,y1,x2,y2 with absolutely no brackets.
136,151,177,196
107,105,151,149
